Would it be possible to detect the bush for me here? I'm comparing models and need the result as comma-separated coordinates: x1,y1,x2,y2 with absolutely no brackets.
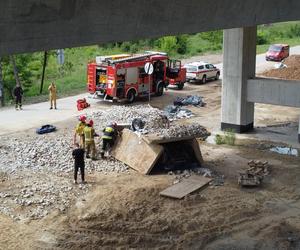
176,35,188,54
214,129,236,146
215,134,224,145
286,24,300,38
224,129,236,146
158,36,178,55
257,30,269,45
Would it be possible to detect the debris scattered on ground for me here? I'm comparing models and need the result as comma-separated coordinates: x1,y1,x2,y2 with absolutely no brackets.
169,167,224,187
274,62,287,69
164,105,194,120
270,146,298,157
36,124,56,135
261,55,300,80
238,160,270,187
174,95,205,107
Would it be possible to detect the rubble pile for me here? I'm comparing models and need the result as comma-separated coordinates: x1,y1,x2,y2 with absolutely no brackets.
91,104,165,131
169,168,224,186
261,55,300,80
0,134,128,174
0,171,90,220
157,123,210,140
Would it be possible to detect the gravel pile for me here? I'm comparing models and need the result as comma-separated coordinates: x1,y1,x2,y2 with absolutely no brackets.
261,55,300,80
0,170,90,220
90,105,208,139
91,104,165,131
0,135,128,174
157,123,210,140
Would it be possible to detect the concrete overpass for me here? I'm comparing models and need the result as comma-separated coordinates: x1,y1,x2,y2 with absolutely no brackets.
1,0,300,140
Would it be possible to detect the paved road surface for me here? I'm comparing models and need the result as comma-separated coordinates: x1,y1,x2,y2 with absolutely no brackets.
0,47,299,135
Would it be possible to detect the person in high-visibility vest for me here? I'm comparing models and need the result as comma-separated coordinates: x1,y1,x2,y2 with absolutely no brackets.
83,120,97,160
48,82,57,109
101,122,117,158
73,115,87,148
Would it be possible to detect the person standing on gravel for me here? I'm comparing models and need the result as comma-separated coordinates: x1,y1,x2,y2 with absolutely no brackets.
83,120,97,160
72,143,86,184
48,82,57,109
13,84,23,110
74,115,87,148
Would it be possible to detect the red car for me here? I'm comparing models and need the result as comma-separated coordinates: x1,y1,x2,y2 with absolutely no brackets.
266,44,289,61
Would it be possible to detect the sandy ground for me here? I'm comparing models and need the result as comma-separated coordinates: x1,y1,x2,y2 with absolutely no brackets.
1,76,300,249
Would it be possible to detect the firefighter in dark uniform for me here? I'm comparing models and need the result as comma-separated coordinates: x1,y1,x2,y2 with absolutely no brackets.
101,122,117,159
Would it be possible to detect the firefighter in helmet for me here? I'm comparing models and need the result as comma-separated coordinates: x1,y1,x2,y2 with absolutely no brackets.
73,115,87,148
83,120,97,160
101,122,118,159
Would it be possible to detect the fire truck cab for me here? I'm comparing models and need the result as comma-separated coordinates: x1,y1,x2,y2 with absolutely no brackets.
87,53,186,103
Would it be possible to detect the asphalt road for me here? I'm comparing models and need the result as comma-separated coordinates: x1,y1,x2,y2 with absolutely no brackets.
1,47,300,135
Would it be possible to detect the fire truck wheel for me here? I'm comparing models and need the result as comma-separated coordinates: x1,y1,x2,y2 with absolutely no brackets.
156,83,164,96
126,89,136,103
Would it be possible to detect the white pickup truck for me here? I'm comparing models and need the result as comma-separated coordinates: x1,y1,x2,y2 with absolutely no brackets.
184,61,220,83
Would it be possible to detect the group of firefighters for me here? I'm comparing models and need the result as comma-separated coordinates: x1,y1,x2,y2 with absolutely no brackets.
73,115,117,159
72,115,118,184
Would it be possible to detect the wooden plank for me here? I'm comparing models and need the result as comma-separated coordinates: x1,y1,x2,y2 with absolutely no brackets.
160,175,211,199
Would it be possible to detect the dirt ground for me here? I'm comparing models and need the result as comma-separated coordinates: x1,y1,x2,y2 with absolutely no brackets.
1,79,300,249
261,55,300,80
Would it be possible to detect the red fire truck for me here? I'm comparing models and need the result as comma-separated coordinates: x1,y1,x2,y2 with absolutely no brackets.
87,52,186,103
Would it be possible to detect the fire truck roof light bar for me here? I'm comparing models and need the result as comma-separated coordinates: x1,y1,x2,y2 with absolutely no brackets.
108,52,163,64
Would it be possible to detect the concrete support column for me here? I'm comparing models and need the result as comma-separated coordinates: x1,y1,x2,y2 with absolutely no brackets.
221,27,257,133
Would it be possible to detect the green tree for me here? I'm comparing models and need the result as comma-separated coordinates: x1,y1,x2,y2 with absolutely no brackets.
158,36,178,55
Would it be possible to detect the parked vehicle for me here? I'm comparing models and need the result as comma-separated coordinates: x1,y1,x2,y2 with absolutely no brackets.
184,62,220,83
87,52,186,103
265,44,289,61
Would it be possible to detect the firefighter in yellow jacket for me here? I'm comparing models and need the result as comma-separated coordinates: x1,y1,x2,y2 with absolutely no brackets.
101,122,117,159
83,120,97,160
48,82,57,109
73,115,87,148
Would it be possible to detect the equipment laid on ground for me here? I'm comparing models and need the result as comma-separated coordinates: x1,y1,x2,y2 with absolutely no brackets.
77,98,90,111
36,125,56,134
87,52,186,103
238,160,270,187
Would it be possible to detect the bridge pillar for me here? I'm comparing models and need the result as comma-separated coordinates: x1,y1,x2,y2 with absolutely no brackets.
221,27,257,133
